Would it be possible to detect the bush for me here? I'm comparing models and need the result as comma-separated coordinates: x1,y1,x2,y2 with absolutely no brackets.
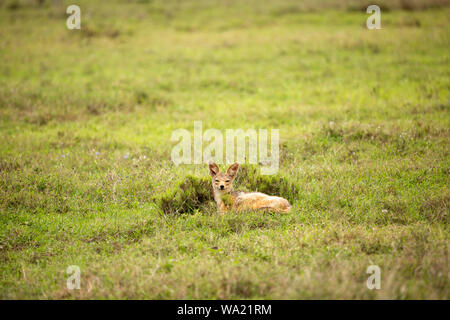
235,165,299,204
153,175,213,215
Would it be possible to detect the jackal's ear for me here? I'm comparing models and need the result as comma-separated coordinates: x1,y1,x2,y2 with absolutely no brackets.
226,163,239,178
209,162,220,177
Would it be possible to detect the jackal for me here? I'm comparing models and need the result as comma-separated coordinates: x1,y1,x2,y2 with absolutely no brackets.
208,162,292,214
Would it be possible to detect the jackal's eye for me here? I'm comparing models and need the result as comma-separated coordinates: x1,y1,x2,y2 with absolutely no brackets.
215,179,219,183
225,180,230,183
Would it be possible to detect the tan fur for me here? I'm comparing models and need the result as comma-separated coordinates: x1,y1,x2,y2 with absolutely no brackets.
208,162,292,214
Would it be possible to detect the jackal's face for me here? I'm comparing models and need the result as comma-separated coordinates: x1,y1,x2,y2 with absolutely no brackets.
209,162,239,194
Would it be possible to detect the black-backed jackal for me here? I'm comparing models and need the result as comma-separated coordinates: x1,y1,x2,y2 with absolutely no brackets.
208,162,292,214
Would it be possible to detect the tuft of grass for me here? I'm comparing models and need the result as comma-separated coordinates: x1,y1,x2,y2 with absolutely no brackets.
153,175,214,215
234,165,300,203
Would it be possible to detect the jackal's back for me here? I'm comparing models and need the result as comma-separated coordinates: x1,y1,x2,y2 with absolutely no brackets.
232,191,292,213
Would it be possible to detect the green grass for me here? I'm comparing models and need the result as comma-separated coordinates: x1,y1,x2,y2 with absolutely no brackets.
0,0,449,299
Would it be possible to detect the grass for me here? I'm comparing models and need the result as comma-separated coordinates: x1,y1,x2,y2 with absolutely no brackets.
0,0,449,299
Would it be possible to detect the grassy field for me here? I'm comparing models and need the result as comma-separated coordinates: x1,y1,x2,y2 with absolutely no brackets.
0,0,449,299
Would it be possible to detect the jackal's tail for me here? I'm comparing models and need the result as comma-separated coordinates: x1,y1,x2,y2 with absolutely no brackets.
277,205,292,213
259,203,292,214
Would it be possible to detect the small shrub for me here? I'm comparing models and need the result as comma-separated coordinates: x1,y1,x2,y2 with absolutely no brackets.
235,165,299,203
153,175,213,215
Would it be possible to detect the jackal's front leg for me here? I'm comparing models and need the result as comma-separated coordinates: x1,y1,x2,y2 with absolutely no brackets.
217,200,227,215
